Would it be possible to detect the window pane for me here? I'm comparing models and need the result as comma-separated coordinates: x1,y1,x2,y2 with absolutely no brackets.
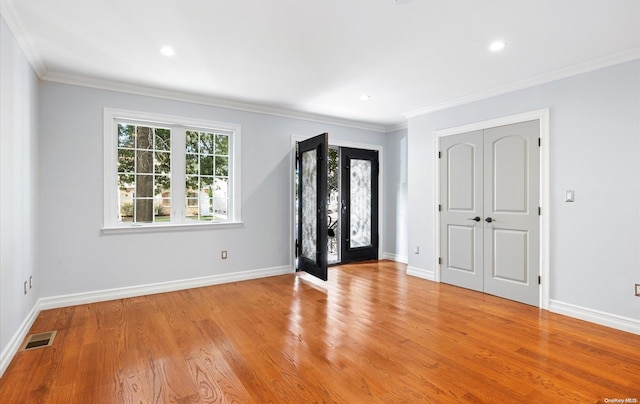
215,134,229,155
155,175,171,195
215,156,228,176
213,177,228,220
199,182,213,218
155,152,171,174
186,154,198,175
301,149,317,262
155,128,170,151
186,176,198,194
186,191,198,219
136,126,153,150
200,156,213,176
118,149,135,173
201,176,213,188
154,199,170,222
350,159,372,248
200,132,214,155
118,174,134,191
186,131,198,153
118,124,135,148
186,187,198,219
214,177,228,197
136,150,153,174
119,198,134,222
213,198,228,219
186,197,198,207
134,197,154,223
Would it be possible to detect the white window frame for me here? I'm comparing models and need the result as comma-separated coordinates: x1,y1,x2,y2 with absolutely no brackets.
102,108,242,233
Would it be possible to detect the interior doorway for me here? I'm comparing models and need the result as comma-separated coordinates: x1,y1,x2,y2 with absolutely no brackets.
434,109,550,309
439,120,540,306
328,147,379,264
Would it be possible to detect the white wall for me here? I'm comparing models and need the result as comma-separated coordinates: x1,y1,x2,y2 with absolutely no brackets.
37,81,387,298
384,128,408,262
0,16,39,363
407,60,640,323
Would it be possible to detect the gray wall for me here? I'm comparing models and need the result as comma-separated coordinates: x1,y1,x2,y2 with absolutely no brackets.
407,60,640,320
0,16,39,359
37,82,387,298
384,128,408,262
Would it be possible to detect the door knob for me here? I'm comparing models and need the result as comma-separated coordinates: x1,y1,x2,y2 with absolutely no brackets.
468,216,481,222
485,217,494,223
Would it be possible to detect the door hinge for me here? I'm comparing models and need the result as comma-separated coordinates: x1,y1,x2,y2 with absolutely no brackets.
538,138,541,147
295,240,299,258
438,257,442,265
538,206,541,216
538,275,541,285
438,151,441,159
438,204,442,212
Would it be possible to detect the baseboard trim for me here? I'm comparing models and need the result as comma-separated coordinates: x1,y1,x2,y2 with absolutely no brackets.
0,265,292,377
406,266,435,281
38,265,292,311
382,252,408,264
549,299,640,336
0,301,40,377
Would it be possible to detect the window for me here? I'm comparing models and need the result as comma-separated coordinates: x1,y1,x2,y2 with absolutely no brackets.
185,130,230,221
103,109,241,231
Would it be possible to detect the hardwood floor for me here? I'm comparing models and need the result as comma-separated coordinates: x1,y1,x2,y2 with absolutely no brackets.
1,260,638,403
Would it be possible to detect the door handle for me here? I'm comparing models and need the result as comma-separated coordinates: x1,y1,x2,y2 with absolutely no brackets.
468,216,481,222
485,217,494,223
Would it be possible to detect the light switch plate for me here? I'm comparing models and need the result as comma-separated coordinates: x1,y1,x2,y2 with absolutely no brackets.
635,283,640,297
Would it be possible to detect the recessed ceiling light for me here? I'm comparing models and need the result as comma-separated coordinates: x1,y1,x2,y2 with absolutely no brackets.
489,41,506,52
393,0,411,4
160,46,175,57
360,94,371,101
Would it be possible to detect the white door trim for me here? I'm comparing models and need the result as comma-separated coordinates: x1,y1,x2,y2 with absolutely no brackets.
434,109,550,309
290,135,384,272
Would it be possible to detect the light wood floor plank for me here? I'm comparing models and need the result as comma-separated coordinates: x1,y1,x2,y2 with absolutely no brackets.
1,260,638,402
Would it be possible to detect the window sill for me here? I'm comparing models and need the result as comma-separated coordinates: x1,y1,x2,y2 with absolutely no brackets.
101,221,244,235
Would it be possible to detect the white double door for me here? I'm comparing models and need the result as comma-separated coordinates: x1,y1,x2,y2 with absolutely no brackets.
440,120,540,306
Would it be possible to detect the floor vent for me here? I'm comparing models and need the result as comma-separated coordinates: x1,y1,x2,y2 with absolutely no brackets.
22,331,57,351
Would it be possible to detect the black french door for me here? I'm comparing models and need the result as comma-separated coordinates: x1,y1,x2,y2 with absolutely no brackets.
296,133,328,281
340,148,379,263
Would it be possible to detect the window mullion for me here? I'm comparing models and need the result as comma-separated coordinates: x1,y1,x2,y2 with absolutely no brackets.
172,126,187,222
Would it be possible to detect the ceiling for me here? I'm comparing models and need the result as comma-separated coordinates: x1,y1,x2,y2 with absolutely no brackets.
2,0,639,131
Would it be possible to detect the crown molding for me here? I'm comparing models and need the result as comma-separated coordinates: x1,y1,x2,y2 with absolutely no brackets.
404,48,640,119
384,121,408,132
41,70,394,133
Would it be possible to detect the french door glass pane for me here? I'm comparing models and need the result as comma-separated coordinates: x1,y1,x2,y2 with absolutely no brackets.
350,159,372,248
301,149,317,262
